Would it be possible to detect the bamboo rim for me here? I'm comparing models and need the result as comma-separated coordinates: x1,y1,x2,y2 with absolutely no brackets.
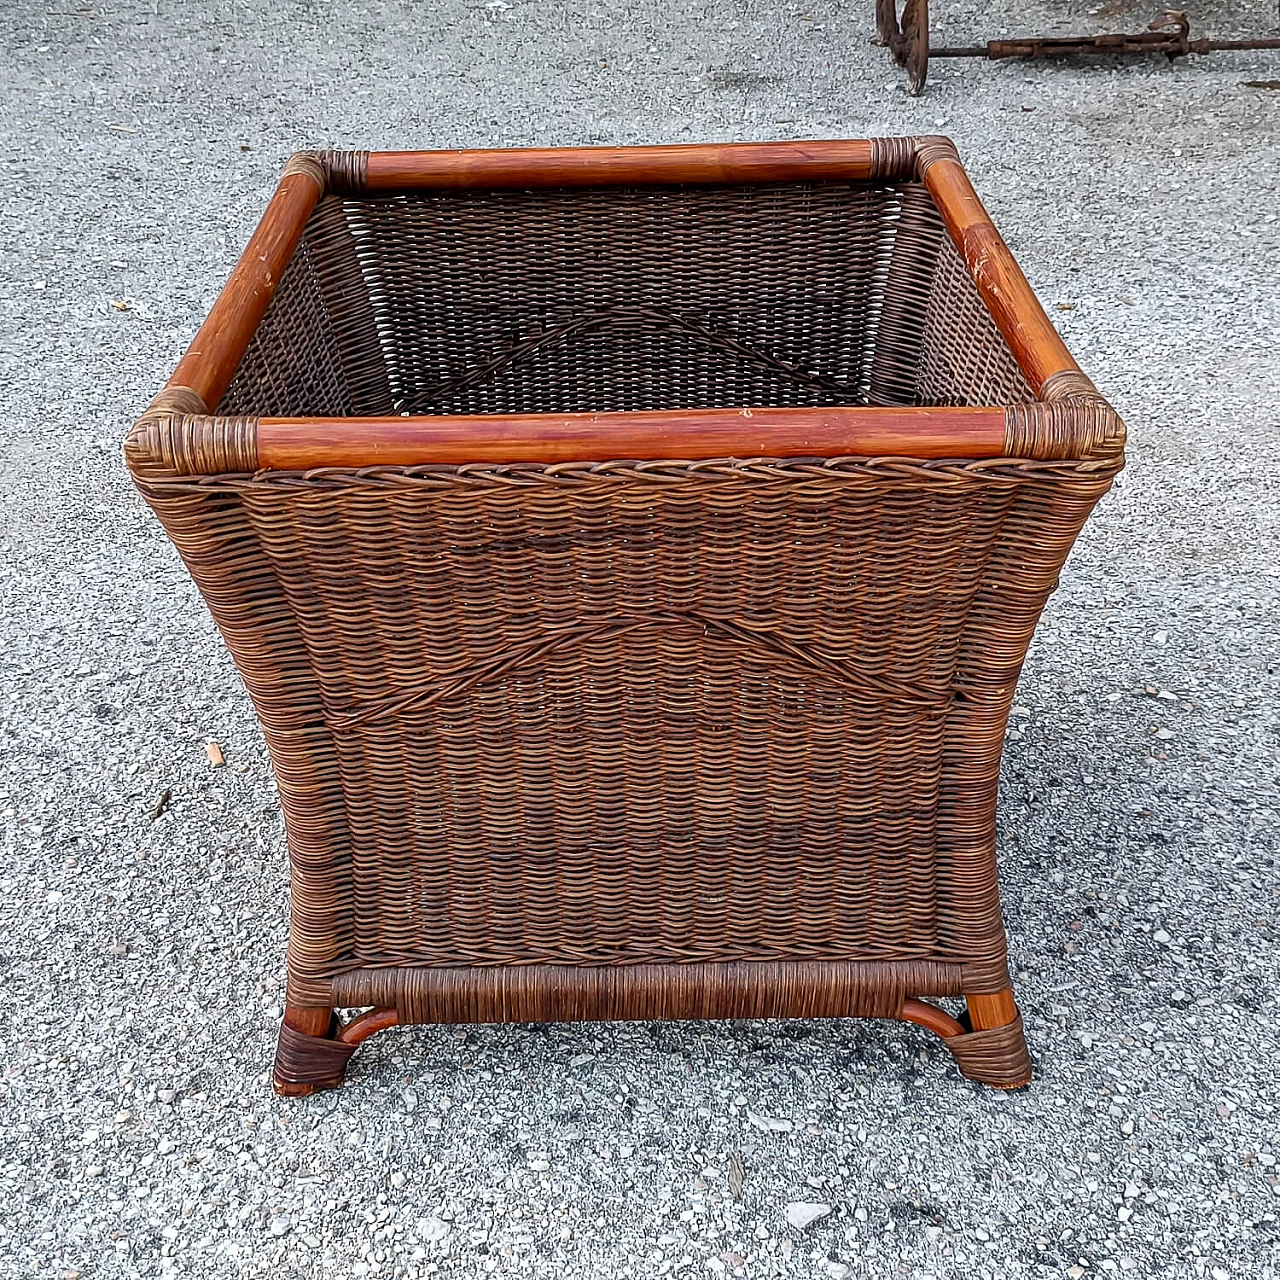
254,406,1010,469
156,138,1092,464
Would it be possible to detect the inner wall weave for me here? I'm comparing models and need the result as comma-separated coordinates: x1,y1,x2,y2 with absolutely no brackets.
219,180,1034,418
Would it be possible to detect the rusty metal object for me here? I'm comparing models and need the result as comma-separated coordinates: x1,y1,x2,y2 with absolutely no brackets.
877,6,1280,94
876,0,930,94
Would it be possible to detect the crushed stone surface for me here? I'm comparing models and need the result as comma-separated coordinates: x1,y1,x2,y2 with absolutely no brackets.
1,1,1278,1276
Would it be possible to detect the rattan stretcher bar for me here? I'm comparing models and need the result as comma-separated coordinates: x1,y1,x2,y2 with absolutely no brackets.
126,137,1124,1094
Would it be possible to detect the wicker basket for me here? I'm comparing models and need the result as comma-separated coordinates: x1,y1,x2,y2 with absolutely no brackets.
126,138,1124,1094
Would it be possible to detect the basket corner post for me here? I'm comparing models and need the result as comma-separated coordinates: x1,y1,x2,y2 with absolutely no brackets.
899,986,1031,1088
125,386,212,480
273,1005,354,1097
287,148,370,196
272,1004,400,1097
124,394,260,479
950,989,1033,1089
1005,382,1127,463
910,133,960,176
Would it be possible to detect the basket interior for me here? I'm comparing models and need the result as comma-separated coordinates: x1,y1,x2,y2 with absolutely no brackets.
218,179,1035,418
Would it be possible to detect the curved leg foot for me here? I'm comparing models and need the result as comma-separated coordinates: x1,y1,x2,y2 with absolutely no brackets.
898,989,1032,1089
900,997,965,1039
337,1006,399,1047
273,1004,398,1096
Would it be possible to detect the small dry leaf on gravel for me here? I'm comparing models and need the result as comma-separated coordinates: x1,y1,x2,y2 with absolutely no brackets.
148,787,171,821
205,741,226,766
728,1151,745,1201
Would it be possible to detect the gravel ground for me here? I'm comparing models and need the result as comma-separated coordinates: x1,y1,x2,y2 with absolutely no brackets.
1,1,1278,1277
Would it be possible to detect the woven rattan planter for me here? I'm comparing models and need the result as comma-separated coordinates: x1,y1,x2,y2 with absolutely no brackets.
126,138,1124,1094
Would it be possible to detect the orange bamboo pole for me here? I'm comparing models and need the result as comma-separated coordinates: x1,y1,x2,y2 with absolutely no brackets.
364,140,879,191
900,999,965,1039
966,989,1019,1031
255,405,1008,469
336,1008,399,1046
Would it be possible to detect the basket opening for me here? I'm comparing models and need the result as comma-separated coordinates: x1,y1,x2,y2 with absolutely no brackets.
218,180,1034,419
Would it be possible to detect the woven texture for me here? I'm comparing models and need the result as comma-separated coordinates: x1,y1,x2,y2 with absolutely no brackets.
139,454,1114,1012
219,180,1033,418
947,1014,1034,1088
132,167,1122,1082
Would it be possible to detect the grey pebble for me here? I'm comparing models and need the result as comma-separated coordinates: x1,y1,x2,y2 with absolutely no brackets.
784,1202,832,1229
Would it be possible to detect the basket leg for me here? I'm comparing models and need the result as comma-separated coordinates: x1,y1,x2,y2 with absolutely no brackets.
900,990,1032,1088
273,1005,357,1097
272,1005,400,1096
950,989,1032,1088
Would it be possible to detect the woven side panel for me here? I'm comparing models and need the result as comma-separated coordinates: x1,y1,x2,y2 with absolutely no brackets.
220,182,1028,418
296,196,397,414
130,484,352,1007
135,458,1116,1001
331,960,964,1023
916,234,1036,406
929,467,1112,967
218,233,353,417
218,466,1114,987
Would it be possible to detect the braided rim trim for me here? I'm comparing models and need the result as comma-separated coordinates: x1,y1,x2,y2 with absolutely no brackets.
132,452,1124,495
